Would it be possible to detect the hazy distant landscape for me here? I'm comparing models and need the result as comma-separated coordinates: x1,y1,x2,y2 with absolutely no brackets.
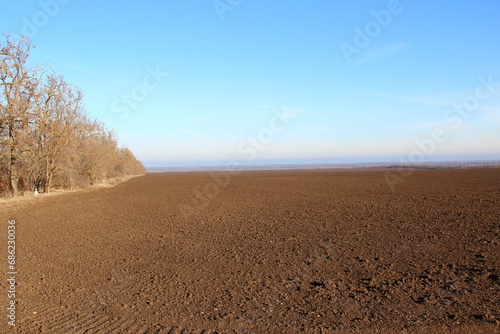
146,160,500,173
1,1,500,333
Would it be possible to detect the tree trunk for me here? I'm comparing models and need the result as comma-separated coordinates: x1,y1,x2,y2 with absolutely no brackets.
8,124,18,197
9,157,18,197
45,156,51,193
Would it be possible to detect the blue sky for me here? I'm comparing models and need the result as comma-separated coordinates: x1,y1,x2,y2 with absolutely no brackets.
2,0,499,167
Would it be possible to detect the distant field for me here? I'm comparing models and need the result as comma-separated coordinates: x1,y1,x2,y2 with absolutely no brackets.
1,169,499,333
146,160,500,173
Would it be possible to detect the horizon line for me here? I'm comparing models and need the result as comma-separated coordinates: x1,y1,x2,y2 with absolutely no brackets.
145,160,500,173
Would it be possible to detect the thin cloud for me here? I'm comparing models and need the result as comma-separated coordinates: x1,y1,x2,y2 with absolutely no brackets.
372,92,500,116
484,106,500,121
305,125,330,132
33,50,134,84
182,130,203,139
369,92,465,108
352,43,409,66
211,129,234,136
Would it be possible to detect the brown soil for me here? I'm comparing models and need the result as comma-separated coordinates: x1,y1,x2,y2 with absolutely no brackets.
0,169,499,333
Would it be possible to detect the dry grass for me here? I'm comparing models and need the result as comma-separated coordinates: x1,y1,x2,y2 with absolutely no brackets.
0,174,144,212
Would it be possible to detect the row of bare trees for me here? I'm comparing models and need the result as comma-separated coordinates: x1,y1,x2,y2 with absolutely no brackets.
1,36,145,196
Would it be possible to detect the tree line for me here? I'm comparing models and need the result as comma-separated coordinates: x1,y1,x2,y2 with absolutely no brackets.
0,36,145,196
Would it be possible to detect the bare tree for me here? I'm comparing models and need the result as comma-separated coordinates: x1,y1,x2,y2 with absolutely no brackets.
0,36,39,196
33,73,84,192
0,35,145,197
75,120,117,185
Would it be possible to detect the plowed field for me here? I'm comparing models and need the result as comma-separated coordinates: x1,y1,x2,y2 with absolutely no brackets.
1,169,499,333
